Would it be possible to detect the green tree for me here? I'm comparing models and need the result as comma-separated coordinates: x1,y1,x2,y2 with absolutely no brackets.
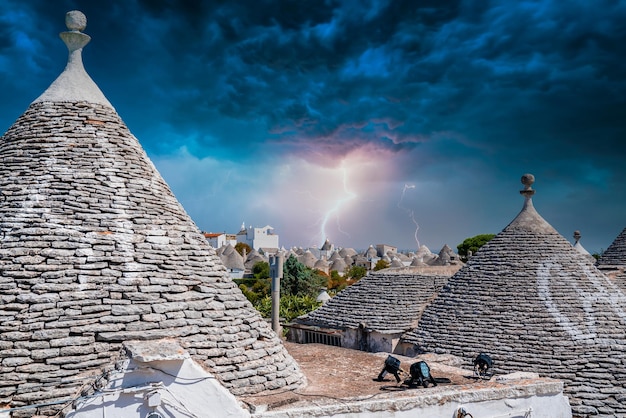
252,261,270,280
457,233,496,261
373,259,390,271
239,283,262,305
234,242,251,257
234,261,271,305
345,265,367,281
254,294,322,322
327,270,348,293
281,255,326,297
251,262,270,298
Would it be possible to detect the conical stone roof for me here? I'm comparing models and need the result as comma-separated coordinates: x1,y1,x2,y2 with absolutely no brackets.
338,247,357,258
313,258,329,273
0,11,303,414
415,245,436,264
400,174,626,417
329,257,347,274
596,227,626,268
297,250,317,268
389,257,404,268
329,251,342,262
244,248,266,270
410,256,425,267
218,243,245,271
428,244,460,266
596,227,626,291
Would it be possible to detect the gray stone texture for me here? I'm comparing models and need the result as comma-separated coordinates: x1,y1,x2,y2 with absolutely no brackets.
0,100,304,415
401,197,626,418
596,227,626,268
595,227,626,293
295,272,448,333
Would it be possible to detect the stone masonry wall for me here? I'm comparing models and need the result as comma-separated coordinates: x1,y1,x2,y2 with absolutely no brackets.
0,102,304,416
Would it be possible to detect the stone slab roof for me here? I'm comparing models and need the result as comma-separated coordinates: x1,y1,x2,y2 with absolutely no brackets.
400,175,626,417
0,11,304,416
596,227,626,268
293,272,448,333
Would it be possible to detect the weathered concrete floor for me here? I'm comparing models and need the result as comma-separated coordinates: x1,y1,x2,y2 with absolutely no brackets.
239,342,564,415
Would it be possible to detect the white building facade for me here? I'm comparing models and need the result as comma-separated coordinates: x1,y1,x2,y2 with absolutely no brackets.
204,232,237,249
237,225,279,250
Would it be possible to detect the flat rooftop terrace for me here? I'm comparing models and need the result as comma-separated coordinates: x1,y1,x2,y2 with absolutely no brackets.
240,342,571,418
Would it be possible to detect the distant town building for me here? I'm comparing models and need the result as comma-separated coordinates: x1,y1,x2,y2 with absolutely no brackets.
204,232,225,248
237,223,279,250
376,243,397,257
203,232,238,248
209,226,468,279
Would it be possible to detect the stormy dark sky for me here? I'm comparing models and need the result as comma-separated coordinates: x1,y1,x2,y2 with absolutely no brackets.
1,0,625,253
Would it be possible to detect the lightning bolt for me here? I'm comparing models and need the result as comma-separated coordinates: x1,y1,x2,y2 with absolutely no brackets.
319,161,356,244
398,184,420,249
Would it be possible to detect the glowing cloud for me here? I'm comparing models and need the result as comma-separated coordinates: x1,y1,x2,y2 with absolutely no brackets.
257,146,400,248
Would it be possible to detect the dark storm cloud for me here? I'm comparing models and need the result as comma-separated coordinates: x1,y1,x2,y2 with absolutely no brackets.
99,0,468,160
1,0,625,251
3,0,625,162
10,0,621,171
152,0,624,174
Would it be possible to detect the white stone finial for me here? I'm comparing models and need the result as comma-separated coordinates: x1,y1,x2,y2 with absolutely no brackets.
521,173,535,189
32,10,113,108
60,11,91,53
573,230,581,243
520,173,536,199
65,10,87,32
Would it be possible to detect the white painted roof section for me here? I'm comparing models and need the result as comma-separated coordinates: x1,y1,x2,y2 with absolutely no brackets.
573,241,589,254
68,340,249,418
33,11,113,108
